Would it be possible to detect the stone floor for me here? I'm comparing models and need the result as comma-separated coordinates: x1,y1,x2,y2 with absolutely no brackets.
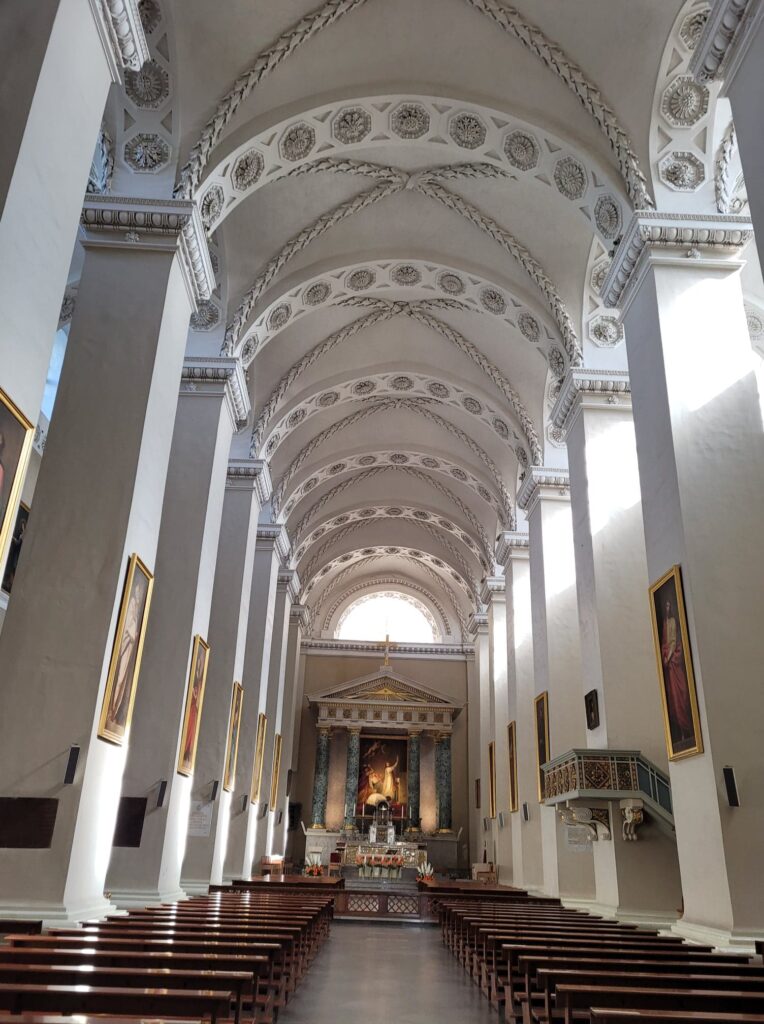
281,920,495,1023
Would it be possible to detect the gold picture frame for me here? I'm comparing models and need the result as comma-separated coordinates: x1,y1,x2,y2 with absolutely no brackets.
487,740,497,818
177,635,210,776
269,733,283,810
0,387,34,569
98,553,154,745
250,712,268,804
223,682,244,792
649,564,703,761
507,721,518,813
534,691,550,802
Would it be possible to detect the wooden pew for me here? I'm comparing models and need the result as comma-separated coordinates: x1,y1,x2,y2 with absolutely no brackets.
590,1011,764,1023
553,985,764,1024
0,982,232,1022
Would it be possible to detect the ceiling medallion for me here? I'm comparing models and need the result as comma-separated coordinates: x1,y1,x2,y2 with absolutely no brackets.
590,315,624,348
190,299,220,331
332,106,372,144
427,381,449,399
387,507,403,516
124,132,169,172
138,0,161,34
390,452,409,463
347,268,376,290
589,257,612,295
504,129,540,171
287,408,306,428
480,288,506,314
658,151,705,191
334,516,349,526
329,462,347,474
125,59,169,109
358,455,376,465
679,8,710,50
493,418,509,439
200,184,224,229
449,112,487,150
413,510,429,520
232,149,264,190
241,338,255,363
266,434,279,456
554,156,588,199
438,272,465,295
354,380,377,395
517,312,540,342
594,195,622,240
390,376,414,391
745,306,764,340
267,303,291,331
661,76,709,128
392,264,422,286
280,122,316,161
318,391,339,406
303,477,318,491
548,347,566,379
547,422,566,448
391,102,430,139
462,396,482,414
59,289,76,326
359,508,376,517
477,485,491,502
305,281,331,305
421,456,439,468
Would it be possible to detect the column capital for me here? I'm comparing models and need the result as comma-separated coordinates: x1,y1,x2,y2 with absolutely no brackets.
495,531,530,567
480,576,505,606
690,0,763,85
277,568,301,602
551,368,631,436
468,611,489,637
256,523,291,561
290,603,310,630
80,195,214,308
88,0,150,79
181,356,250,427
603,211,753,315
226,459,272,502
517,467,570,516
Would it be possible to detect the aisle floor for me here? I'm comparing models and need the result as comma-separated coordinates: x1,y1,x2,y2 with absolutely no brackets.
281,920,496,1023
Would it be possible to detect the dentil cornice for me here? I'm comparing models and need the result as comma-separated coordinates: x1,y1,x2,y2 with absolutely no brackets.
495,531,530,568
551,369,631,435
88,0,149,80
257,522,291,562
80,196,214,309
290,603,311,630
480,576,505,606
690,0,763,85
301,638,473,658
278,568,302,602
468,611,489,636
181,356,250,427
517,467,570,516
226,459,272,503
602,211,754,314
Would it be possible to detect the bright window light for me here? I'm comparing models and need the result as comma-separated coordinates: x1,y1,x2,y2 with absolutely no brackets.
336,591,440,643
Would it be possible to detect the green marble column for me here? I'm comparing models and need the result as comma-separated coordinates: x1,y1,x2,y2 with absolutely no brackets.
309,727,332,829
435,732,453,832
343,728,361,829
406,732,421,832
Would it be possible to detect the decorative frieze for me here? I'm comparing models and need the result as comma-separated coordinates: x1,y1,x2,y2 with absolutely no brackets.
690,0,762,84
551,369,631,436
88,0,150,79
301,638,472,658
495,531,529,569
277,568,302,603
180,356,249,427
256,522,291,562
226,458,272,503
516,467,570,516
290,603,311,631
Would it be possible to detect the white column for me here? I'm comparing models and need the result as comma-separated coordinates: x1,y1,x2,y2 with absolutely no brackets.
468,612,490,867
181,459,270,893
553,370,683,923
271,603,308,858
497,533,544,892
107,357,248,906
0,196,210,923
518,468,595,904
484,577,511,881
223,520,287,881
604,211,764,947
0,2,147,535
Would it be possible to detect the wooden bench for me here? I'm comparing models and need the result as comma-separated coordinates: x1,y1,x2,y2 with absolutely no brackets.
0,982,232,1022
590,1011,764,1023
552,985,764,1024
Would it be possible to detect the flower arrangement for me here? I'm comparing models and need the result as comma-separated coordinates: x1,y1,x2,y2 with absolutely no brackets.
417,861,434,881
304,853,323,877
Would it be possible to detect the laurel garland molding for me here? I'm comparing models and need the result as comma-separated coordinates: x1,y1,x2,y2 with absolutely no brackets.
323,578,454,638
460,0,652,209
714,121,747,213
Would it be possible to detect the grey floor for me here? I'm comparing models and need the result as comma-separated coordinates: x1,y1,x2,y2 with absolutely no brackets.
282,920,496,1023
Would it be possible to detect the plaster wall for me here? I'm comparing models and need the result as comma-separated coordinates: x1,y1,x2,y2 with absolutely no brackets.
729,19,764,271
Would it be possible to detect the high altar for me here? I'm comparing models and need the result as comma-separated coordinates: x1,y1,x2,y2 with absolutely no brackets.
304,664,462,870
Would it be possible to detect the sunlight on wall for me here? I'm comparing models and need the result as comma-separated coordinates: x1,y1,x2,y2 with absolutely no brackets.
542,504,577,601
336,591,440,642
587,419,642,535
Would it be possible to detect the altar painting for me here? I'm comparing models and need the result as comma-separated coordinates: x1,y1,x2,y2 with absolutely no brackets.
356,736,408,815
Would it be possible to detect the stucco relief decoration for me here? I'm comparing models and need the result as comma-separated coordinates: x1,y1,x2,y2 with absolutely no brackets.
590,315,624,348
391,103,430,139
305,281,331,305
659,151,705,191
390,454,408,463
515,445,529,466
280,122,316,161
449,112,487,149
428,381,450,398
590,257,612,295
266,435,280,456
319,391,339,406
517,312,540,342
288,408,306,428
661,76,709,127
392,264,422,286
232,149,264,190
504,129,540,170
124,132,169,172
125,59,169,109
493,419,509,440
594,195,622,240
241,338,256,363
268,303,292,331
548,347,566,379
746,306,764,341
201,184,224,229
679,7,709,50
480,288,507,314
329,462,347,474
347,268,375,290
391,376,414,391
190,299,220,332
138,0,161,34
354,380,377,395
359,455,376,466
547,422,566,448
462,396,482,415
59,289,77,327
554,156,588,199
438,272,465,295
333,106,372,144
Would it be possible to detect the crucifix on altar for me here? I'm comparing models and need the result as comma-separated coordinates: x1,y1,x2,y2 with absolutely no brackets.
381,633,397,666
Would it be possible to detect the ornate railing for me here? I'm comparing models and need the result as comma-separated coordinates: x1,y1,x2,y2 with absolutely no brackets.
542,749,673,830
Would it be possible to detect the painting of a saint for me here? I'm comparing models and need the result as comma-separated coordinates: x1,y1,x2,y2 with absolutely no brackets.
507,721,518,813
534,691,549,802
223,682,244,792
1,501,29,594
649,565,703,760
488,741,497,818
177,635,210,776
98,553,154,745
250,713,267,804
357,736,407,814
0,388,33,568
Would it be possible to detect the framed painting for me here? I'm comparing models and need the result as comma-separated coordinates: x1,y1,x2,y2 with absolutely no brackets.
534,691,549,802
177,635,210,776
507,721,518,813
98,553,154,745
584,689,600,731
474,777,481,810
223,682,244,792
487,741,497,818
0,388,34,568
250,712,267,803
1,500,30,594
269,733,283,809
357,735,408,814
649,565,703,761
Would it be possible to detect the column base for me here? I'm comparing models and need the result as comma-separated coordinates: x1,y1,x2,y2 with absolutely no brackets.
584,900,679,930
0,896,120,927
108,886,189,909
308,823,326,830
671,918,764,952
180,879,212,896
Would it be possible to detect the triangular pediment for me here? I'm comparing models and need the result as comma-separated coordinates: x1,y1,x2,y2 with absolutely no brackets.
309,667,456,707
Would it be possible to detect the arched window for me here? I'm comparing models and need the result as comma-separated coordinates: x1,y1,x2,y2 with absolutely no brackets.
335,591,440,643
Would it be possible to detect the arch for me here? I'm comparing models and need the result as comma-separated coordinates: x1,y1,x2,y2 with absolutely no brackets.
335,590,441,642
323,577,455,638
